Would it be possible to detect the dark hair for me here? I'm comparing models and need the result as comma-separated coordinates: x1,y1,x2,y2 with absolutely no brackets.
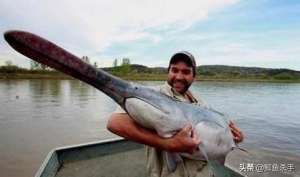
168,51,196,76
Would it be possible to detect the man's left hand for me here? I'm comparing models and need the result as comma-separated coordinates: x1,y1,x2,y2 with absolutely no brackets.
229,120,244,144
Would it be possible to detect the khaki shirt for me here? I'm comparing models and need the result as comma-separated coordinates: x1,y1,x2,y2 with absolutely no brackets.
114,82,212,177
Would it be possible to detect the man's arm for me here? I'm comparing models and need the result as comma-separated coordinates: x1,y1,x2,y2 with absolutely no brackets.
107,113,200,154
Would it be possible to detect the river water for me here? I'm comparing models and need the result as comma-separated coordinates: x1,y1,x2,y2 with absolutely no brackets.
0,79,299,177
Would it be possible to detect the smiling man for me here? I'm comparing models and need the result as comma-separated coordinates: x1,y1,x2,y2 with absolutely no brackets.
107,51,244,177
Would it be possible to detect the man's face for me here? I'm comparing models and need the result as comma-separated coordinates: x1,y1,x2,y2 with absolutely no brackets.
167,61,195,94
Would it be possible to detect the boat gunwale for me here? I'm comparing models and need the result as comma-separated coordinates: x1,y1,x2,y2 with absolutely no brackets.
34,137,126,177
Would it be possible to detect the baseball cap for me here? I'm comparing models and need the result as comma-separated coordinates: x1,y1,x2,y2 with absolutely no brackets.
168,51,196,76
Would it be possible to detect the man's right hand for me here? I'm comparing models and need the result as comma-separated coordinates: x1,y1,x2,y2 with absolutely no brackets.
165,124,201,154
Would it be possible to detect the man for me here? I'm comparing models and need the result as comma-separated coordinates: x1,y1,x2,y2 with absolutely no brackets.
107,51,244,177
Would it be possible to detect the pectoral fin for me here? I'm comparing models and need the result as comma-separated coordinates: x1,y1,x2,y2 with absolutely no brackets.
199,144,244,177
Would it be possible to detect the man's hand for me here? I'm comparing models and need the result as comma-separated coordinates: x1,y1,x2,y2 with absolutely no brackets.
229,120,244,144
166,124,201,154
108,114,200,153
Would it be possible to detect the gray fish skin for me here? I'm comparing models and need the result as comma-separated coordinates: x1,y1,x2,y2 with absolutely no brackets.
124,84,235,161
4,30,238,176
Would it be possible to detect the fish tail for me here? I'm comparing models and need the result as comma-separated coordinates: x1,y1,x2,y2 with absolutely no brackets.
199,144,244,177
163,151,182,172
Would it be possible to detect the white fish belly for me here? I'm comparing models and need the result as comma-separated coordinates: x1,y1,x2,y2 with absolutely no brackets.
125,98,184,137
125,98,234,162
195,122,234,160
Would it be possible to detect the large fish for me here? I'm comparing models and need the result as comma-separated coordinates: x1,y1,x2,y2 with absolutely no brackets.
4,30,244,177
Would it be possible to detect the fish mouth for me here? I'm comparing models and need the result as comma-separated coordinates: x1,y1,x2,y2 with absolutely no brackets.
4,30,131,105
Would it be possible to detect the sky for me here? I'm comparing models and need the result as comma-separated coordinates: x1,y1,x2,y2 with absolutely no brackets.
0,0,300,70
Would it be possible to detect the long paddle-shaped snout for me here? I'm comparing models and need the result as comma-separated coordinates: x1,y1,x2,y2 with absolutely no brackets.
4,30,131,106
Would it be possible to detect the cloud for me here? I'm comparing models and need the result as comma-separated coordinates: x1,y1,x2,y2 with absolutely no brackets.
0,0,238,67
197,42,300,70
1,0,300,70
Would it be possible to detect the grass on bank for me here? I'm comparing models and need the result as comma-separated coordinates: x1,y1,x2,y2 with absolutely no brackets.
1,64,300,82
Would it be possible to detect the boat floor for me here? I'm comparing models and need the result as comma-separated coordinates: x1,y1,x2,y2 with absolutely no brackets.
36,139,300,177
55,148,300,177
56,148,146,177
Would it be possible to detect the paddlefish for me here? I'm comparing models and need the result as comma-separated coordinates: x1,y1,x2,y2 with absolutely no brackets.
4,30,244,177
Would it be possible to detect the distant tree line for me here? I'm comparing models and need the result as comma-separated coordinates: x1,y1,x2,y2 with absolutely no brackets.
30,60,50,70
82,56,98,68
1,56,99,73
0,60,27,73
1,58,300,81
111,58,132,75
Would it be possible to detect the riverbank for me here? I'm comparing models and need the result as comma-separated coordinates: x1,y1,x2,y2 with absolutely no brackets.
0,73,72,80
1,73,300,83
1,64,300,82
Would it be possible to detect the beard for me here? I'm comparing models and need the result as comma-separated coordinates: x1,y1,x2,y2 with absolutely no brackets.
168,78,192,94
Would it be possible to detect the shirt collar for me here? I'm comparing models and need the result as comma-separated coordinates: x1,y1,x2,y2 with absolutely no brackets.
164,82,198,103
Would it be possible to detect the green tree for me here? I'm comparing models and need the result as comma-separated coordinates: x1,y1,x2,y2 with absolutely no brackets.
41,64,48,70
1,60,20,73
5,60,13,66
94,62,98,68
113,58,118,67
30,60,38,70
82,56,90,64
120,58,131,75
122,58,130,65
30,60,48,70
